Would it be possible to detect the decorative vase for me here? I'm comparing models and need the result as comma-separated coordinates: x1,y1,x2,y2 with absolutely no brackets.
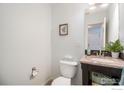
111,52,119,59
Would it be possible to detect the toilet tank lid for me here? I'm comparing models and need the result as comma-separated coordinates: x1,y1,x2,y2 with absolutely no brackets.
60,60,78,66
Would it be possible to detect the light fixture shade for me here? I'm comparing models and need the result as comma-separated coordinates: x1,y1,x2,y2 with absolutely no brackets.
100,3,109,7
89,6,96,10
88,3,95,6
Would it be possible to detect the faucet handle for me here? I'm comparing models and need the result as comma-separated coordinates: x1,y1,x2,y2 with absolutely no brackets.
101,51,106,57
101,52,104,57
96,52,99,56
99,50,101,56
93,51,99,56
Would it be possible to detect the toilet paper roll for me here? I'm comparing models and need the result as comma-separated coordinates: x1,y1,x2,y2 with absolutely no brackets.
32,70,38,77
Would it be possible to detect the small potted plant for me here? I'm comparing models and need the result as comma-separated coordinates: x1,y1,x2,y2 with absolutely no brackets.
105,39,124,58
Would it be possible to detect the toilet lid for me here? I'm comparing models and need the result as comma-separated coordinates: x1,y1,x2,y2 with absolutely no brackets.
52,77,71,85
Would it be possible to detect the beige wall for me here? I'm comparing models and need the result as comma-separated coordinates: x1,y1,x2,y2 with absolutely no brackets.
0,4,51,85
108,4,119,42
51,4,88,85
119,4,124,53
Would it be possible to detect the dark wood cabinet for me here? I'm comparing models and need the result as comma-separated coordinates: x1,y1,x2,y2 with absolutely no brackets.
81,63,122,85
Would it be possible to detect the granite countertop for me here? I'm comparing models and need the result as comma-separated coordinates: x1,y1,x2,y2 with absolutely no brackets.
80,55,124,69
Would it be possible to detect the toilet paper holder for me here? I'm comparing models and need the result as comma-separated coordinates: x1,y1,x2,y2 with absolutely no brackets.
30,67,39,80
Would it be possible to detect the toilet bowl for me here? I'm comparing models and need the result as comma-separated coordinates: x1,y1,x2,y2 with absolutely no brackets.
52,77,71,85
52,58,78,85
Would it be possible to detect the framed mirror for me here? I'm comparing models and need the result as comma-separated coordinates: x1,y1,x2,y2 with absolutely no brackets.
84,3,119,50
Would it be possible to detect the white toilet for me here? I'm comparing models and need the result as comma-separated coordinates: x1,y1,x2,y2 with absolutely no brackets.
52,58,78,85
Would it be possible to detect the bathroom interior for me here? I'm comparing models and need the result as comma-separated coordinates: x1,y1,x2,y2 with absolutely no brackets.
0,3,124,86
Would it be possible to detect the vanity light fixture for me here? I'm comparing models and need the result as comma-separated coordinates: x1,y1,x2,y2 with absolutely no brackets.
89,6,96,10
88,3,95,6
100,3,109,8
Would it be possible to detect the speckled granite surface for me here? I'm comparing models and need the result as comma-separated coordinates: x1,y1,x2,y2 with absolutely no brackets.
80,55,124,69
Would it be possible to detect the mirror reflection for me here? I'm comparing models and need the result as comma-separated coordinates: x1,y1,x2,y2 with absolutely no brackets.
85,3,119,50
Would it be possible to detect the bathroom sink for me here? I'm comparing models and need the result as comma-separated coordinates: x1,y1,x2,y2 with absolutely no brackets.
91,58,114,63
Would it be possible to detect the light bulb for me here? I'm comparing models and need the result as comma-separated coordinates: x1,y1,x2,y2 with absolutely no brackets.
88,3,95,6
100,4,109,8
89,6,96,10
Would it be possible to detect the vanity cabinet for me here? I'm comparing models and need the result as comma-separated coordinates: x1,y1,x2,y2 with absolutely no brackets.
80,56,124,85
81,63,122,85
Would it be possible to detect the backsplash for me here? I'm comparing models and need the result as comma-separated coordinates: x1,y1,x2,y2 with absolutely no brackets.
85,49,124,60
85,50,111,56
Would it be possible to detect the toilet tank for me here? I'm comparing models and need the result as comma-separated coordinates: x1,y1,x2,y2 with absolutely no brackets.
60,59,78,78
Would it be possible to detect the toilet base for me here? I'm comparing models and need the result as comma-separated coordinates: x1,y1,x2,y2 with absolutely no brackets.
52,76,71,85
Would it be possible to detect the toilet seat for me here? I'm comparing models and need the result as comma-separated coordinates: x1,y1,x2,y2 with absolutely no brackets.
52,76,71,85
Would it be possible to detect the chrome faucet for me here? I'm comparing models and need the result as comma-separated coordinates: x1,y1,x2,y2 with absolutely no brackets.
93,51,99,56
99,50,105,57
99,50,102,56
93,50,105,57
